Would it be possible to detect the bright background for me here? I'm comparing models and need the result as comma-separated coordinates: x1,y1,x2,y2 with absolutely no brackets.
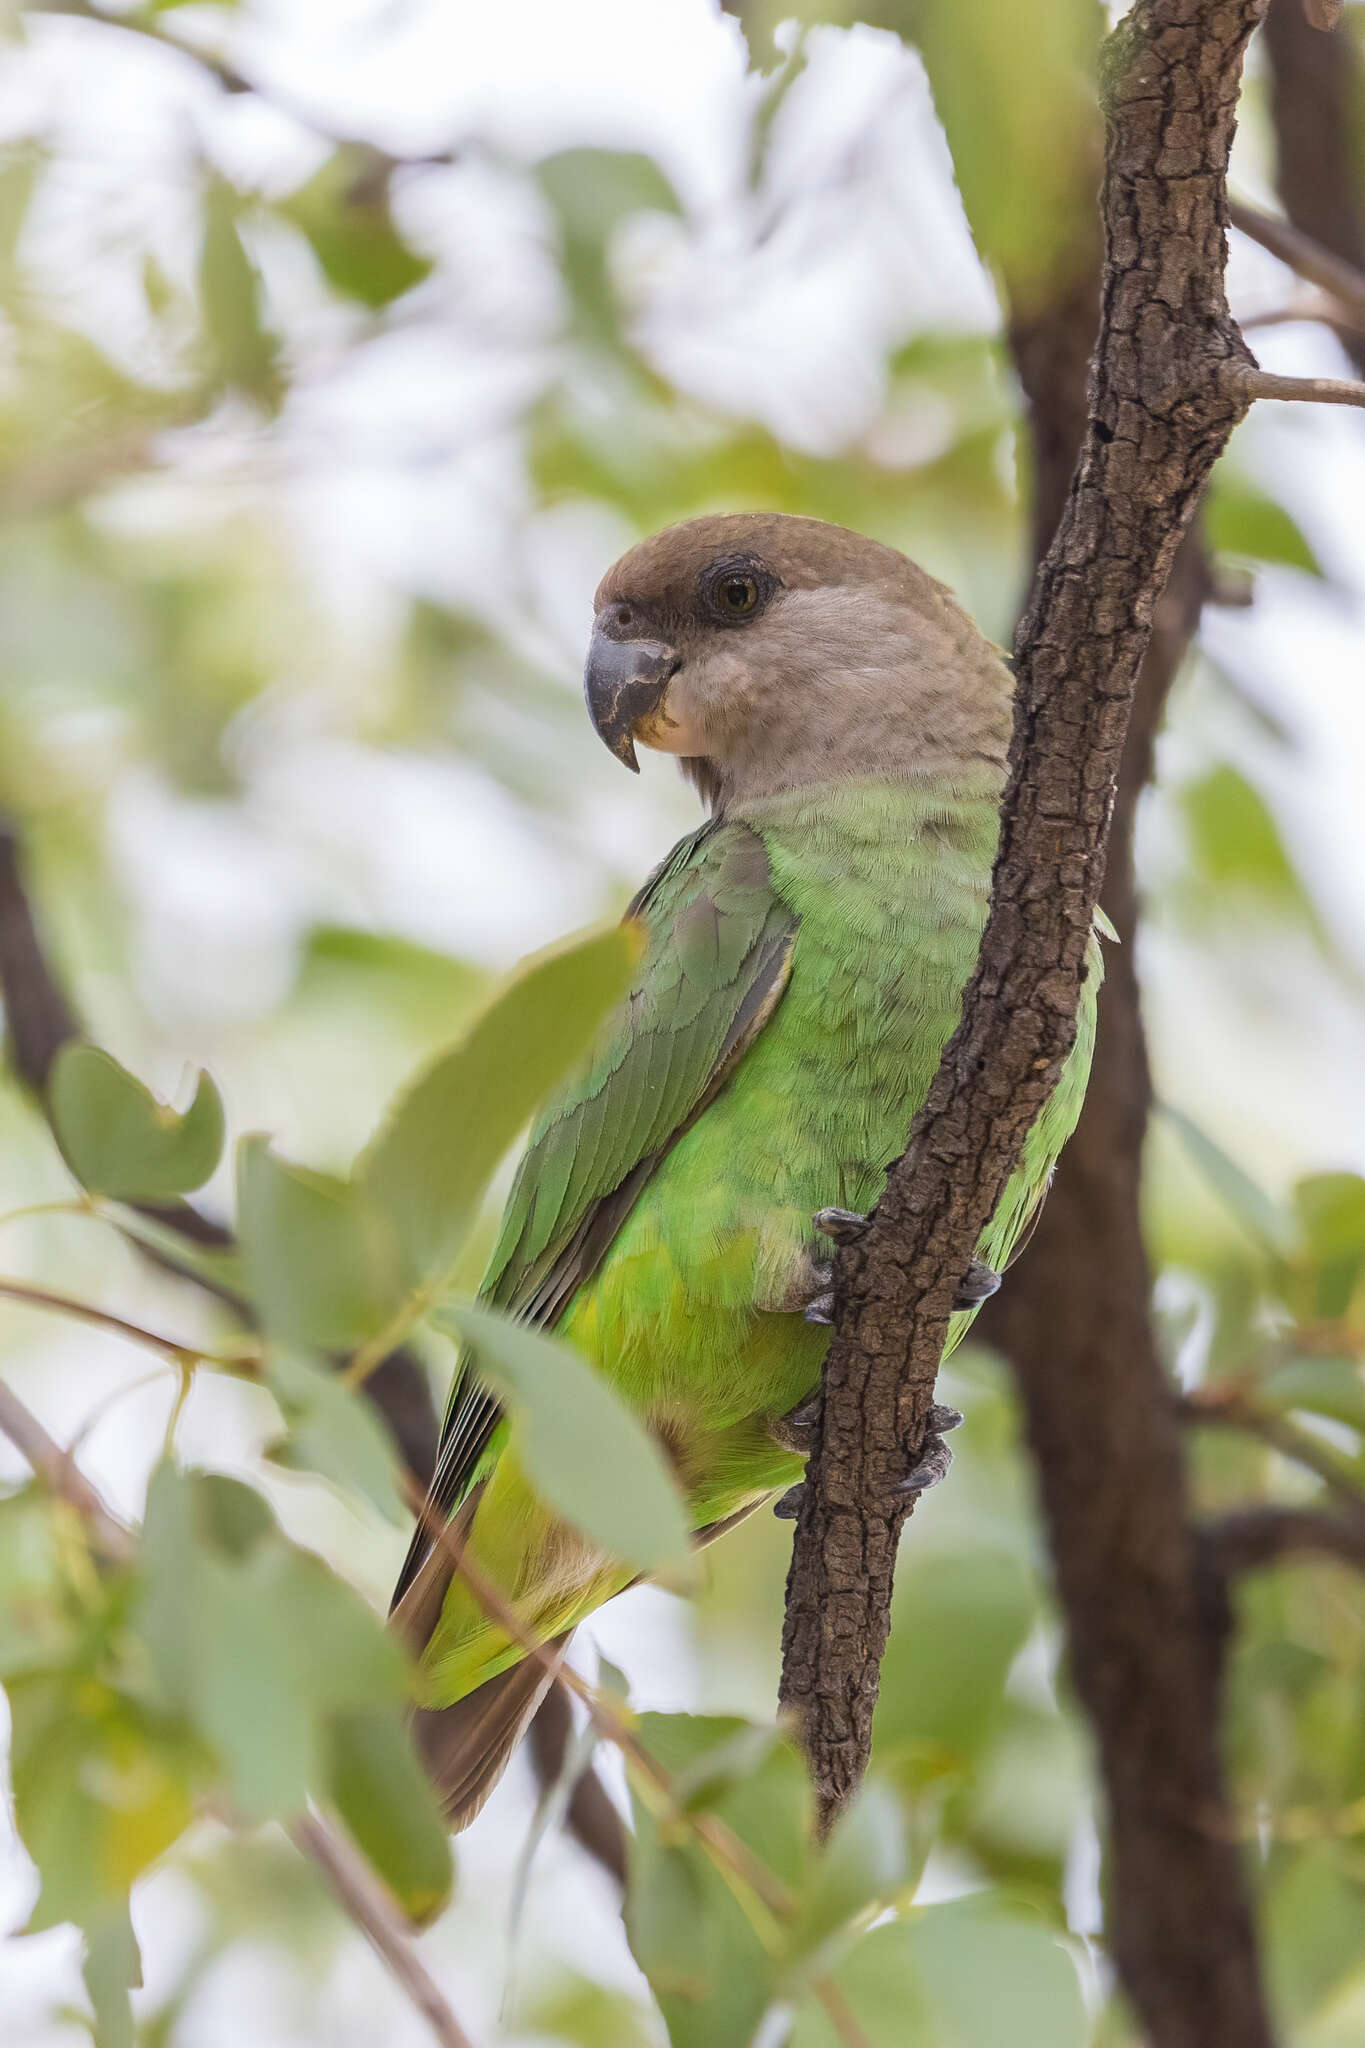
2,2,1365,2043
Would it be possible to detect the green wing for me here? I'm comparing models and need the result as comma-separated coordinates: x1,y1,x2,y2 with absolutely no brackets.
392,818,797,1606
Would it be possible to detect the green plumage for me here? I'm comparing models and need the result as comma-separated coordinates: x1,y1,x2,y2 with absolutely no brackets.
402,764,1100,1711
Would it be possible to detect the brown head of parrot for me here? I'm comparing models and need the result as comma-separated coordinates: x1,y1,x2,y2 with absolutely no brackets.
582,621,679,771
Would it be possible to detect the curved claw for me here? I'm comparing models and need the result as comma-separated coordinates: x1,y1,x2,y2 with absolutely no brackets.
898,1433,954,1495
773,1484,804,1520
953,1257,1001,1310
814,1206,869,1245
803,1291,836,1327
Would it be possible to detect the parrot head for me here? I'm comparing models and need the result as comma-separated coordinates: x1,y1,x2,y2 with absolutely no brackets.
583,512,1013,808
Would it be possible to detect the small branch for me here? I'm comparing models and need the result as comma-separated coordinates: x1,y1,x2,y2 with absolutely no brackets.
1201,1505,1365,1577
0,1273,253,1369
0,1377,135,1562
289,1813,479,2048
1263,0,1365,378
1230,365,1365,409
1230,199,1365,331
1179,1383,1365,1515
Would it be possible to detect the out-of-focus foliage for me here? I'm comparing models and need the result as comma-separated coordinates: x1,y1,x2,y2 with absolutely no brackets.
0,2,1363,2046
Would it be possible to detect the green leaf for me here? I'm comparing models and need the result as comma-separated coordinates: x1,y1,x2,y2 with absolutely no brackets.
198,178,282,407
1294,1174,1365,1318
324,1711,454,1924
8,1673,198,1933
0,1485,74,1678
1260,1357,1365,1434
914,0,1103,313
361,922,641,1294
536,149,683,345
138,1464,407,1820
792,1896,1088,2048
874,1549,1035,1764
626,1828,772,2048
443,1302,690,1574
1163,1104,1295,1259
82,1901,141,2048
50,1043,225,1201
264,1347,407,1524
1179,765,1317,923
633,1713,811,1894
237,1138,407,1351
279,147,433,309
788,1780,910,1979
1206,470,1323,577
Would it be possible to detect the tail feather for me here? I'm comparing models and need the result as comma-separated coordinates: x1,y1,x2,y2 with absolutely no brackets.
412,1635,572,1830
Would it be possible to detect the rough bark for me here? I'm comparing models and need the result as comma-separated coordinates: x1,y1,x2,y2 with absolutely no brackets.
781,4,1276,2038
1263,0,1365,377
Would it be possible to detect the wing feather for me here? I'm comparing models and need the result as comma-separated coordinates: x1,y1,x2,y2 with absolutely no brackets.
391,819,796,1612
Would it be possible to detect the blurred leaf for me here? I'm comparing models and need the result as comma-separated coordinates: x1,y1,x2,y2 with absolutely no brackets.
81,1901,140,2048
537,149,682,344
513,1973,657,2048
361,922,642,1295
0,140,42,286
263,1347,407,1524
198,179,281,407
1259,1357,1365,1434
279,147,433,309
444,1303,690,1573
1266,1845,1365,2030
874,1548,1035,1764
50,1043,225,1201
787,1778,910,1979
0,1485,75,1677
1175,766,1342,970
324,1710,453,1923
1206,470,1323,577
1294,1174,1365,1319
913,0,1103,312
9,1673,198,1932
1163,1105,1295,1260
792,1895,1088,2048
138,1463,406,1820
237,1139,406,1351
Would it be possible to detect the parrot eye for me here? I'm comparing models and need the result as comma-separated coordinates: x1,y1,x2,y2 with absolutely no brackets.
702,558,773,624
717,574,758,615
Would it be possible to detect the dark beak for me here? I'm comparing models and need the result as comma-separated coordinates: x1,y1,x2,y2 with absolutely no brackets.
583,628,678,772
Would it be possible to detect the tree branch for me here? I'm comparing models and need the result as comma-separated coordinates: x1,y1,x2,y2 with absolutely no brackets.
289,1814,480,2048
782,7,1276,2045
1263,0,1365,378
1200,1505,1365,1578
1230,199,1365,333
0,1375,136,1563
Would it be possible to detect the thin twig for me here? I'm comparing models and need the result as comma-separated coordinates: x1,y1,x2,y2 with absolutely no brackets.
0,1377,135,1561
0,1274,256,1370
1231,365,1365,409
289,1814,480,2048
1230,199,1365,328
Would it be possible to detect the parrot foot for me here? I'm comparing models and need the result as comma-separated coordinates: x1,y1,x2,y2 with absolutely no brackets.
768,1392,823,1453
954,1257,1001,1310
814,1206,868,1245
772,1404,964,1518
